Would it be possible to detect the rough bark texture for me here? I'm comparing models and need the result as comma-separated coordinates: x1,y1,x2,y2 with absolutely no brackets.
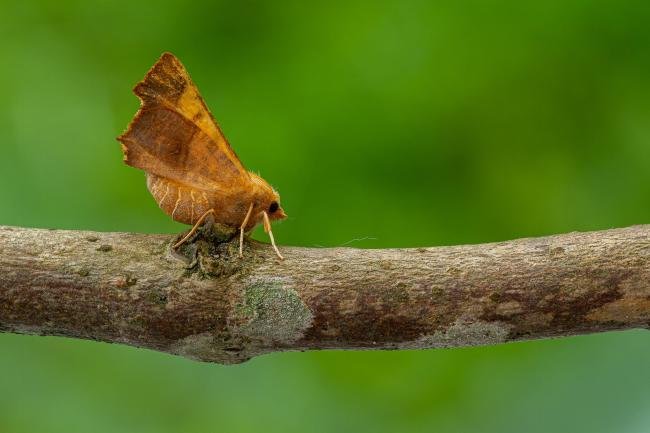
0,224,648,364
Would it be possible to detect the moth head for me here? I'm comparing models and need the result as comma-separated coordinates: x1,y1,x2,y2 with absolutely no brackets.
266,198,286,220
250,173,287,221
264,185,286,221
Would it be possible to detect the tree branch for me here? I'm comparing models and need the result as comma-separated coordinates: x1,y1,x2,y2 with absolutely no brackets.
1,224,648,364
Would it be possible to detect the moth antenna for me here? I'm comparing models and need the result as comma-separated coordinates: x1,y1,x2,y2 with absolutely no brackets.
263,211,284,260
239,203,254,258
173,209,215,249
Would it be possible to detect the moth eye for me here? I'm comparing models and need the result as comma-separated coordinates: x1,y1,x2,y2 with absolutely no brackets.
269,202,279,213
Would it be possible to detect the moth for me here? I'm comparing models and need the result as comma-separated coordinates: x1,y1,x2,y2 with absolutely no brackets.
117,52,286,259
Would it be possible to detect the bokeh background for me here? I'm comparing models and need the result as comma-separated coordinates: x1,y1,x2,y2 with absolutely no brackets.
1,1,650,432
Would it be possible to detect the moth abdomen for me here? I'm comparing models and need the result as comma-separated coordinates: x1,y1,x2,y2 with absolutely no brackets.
146,174,211,225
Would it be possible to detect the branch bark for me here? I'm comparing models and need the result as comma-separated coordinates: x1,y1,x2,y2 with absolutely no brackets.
1,224,648,364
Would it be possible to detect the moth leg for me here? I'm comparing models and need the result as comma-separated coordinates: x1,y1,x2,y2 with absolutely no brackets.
239,203,254,258
263,211,284,260
172,208,215,249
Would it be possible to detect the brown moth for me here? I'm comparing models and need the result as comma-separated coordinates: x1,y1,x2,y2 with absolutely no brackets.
117,52,286,259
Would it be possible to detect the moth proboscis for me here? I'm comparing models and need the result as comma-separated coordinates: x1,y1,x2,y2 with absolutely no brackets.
117,52,286,259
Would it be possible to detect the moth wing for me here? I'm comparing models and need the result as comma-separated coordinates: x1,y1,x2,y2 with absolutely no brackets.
118,52,250,191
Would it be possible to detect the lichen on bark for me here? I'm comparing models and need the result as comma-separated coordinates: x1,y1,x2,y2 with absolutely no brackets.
234,280,313,343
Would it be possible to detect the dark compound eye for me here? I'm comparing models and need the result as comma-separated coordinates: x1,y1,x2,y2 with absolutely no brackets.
269,202,279,213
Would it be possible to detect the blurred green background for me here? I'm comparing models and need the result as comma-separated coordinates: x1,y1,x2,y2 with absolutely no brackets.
1,1,649,432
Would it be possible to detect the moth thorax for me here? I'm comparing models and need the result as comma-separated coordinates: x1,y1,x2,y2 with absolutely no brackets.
249,172,280,205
